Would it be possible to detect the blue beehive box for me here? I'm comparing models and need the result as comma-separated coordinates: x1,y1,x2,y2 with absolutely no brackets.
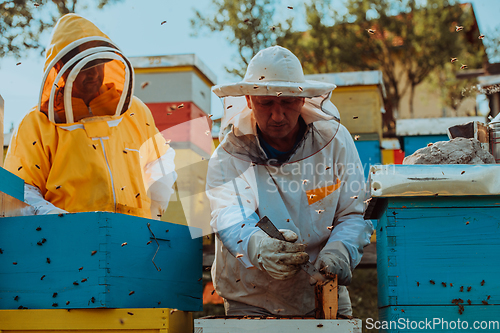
367,165,500,332
0,212,203,311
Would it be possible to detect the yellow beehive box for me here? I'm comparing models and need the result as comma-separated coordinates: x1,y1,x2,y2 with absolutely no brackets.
0,308,193,333
305,71,386,140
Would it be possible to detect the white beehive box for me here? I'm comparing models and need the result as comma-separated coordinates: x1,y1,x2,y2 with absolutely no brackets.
194,318,362,333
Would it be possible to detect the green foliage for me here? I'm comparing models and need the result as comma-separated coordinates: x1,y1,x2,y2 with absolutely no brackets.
190,0,293,78
0,0,122,59
279,0,486,120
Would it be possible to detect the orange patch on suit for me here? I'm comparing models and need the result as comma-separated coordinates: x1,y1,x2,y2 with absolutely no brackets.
306,179,341,205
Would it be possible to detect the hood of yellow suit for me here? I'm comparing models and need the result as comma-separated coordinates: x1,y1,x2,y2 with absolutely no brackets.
38,14,134,124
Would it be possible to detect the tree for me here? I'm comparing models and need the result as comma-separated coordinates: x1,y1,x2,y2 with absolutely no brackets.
190,0,292,78
0,0,122,59
192,0,488,132
279,0,486,124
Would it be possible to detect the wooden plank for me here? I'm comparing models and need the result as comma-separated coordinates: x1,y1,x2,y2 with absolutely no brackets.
314,276,338,319
0,308,192,332
387,196,500,209
195,318,362,332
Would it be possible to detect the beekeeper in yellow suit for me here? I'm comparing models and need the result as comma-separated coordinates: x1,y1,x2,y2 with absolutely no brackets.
4,14,176,219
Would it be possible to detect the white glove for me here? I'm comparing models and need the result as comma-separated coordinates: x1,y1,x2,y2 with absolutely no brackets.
315,241,352,285
248,229,309,280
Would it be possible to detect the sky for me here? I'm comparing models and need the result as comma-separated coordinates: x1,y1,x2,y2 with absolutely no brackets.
1,0,500,134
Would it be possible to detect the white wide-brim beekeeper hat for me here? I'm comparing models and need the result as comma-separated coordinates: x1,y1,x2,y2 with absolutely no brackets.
212,46,336,97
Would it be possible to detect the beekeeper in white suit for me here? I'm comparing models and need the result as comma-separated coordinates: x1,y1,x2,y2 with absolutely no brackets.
206,45,373,316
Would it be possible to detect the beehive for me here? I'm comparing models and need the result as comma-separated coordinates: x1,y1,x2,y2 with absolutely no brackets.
368,165,500,332
0,211,203,311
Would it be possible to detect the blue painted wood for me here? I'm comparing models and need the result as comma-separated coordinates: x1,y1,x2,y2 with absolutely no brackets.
0,167,24,202
377,197,500,308
378,305,500,332
0,212,202,311
353,140,381,179
402,135,448,156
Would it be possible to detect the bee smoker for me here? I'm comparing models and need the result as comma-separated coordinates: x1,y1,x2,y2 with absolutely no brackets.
489,121,500,163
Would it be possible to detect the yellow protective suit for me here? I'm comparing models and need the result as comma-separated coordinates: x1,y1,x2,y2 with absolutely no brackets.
4,14,175,218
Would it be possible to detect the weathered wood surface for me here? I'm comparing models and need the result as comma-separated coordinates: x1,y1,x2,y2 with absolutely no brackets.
314,276,338,319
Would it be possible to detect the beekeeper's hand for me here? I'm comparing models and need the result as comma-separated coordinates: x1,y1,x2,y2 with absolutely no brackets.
314,241,352,285
247,229,309,280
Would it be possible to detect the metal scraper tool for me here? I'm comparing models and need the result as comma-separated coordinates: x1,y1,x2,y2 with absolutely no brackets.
256,216,326,283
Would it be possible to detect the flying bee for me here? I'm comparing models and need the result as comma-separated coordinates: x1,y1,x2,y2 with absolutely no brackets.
478,34,485,39
276,92,283,97
460,64,468,70
455,26,463,32
367,29,376,34
451,57,458,63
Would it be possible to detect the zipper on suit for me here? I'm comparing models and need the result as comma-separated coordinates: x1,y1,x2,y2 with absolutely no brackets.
99,138,117,211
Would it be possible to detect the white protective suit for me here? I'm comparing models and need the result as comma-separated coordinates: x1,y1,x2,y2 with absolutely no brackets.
207,92,374,316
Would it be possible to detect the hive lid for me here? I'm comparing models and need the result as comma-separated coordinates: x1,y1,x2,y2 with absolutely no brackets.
369,165,500,197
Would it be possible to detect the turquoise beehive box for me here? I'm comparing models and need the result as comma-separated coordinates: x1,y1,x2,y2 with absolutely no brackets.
367,165,500,332
0,167,203,311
